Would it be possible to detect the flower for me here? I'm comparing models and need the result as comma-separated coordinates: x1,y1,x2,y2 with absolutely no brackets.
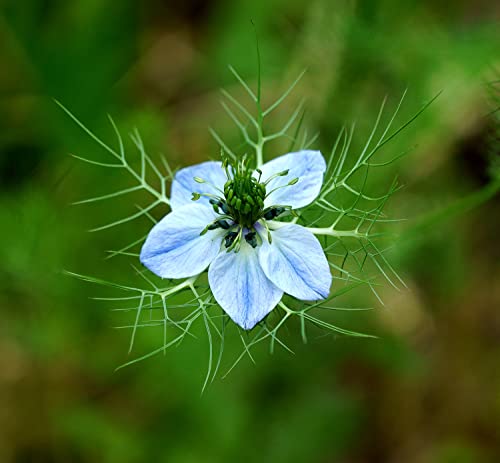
140,150,332,330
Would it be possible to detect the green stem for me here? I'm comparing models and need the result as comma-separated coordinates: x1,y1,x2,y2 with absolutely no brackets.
305,226,365,238
160,276,198,298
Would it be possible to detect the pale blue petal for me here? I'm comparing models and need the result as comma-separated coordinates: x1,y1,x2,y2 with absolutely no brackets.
208,242,283,330
140,203,223,279
258,224,331,300
259,150,326,209
170,161,227,210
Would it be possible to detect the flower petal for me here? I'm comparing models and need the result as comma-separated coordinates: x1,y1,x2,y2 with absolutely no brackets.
170,161,227,210
208,242,283,330
259,150,326,209
258,224,331,300
140,203,223,279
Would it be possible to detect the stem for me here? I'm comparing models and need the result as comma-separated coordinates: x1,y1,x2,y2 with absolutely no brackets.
255,113,265,168
305,227,365,238
160,276,198,298
278,301,294,315
256,138,264,167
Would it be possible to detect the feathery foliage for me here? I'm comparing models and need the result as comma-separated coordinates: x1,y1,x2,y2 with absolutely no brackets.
62,65,437,388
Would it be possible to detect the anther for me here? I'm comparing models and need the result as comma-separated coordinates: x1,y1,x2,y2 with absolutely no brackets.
220,202,230,214
216,219,231,229
224,231,239,248
263,206,286,220
209,198,220,212
264,169,290,185
244,231,258,248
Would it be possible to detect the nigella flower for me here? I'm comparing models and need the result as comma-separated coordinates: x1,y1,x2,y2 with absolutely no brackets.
140,150,332,330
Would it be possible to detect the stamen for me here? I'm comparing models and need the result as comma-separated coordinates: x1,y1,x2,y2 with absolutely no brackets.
209,198,220,213
264,169,289,186
226,227,244,253
224,231,238,248
216,219,231,229
192,192,224,202
192,176,225,195
261,220,273,244
265,178,299,199
263,206,288,220
200,215,233,235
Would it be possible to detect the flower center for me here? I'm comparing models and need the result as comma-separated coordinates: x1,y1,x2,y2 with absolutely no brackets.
193,156,297,251
222,168,266,228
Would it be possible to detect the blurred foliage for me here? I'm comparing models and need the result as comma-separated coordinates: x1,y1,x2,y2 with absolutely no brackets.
0,0,499,462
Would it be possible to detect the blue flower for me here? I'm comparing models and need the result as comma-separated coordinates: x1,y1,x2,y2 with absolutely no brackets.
140,150,332,330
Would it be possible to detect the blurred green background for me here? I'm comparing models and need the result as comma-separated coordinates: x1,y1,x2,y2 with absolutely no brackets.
1,0,499,462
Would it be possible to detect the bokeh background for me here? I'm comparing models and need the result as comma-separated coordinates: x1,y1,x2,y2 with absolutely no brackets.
1,1,499,462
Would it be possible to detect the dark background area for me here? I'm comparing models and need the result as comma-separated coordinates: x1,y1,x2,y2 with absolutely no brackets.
0,1,499,462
